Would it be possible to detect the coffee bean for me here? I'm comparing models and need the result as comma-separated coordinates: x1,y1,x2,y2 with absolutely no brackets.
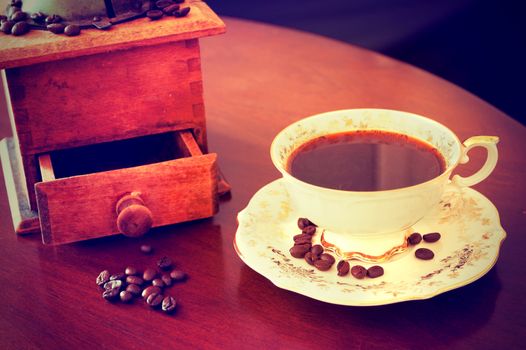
367,265,384,278
423,232,441,243
140,244,153,254
297,218,310,230
319,253,335,264
31,12,46,23
120,291,133,303
157,256,173,270
64,24,80,37
337,260,350,276
126,275,144,286
407,232,422,245
6,6,19,17
351,265,367,279
96,270,111,287
162,296,177,313
102,287,120,301
174,7,191,18
142,285,161,299
310,244,324,256
302,225,317,236
161,274,172,287
162,4,180,15
10,0,23,7
1,21,15,34
289,243,311,258
415,248,434,260
143,268,157,282
293,233,311,245
10,11,26,22
125,266,138,276
110,273,126,281
155,0,173,9
47,23,65,34
146,292,164,308
146,10,164,20
104,280,123,291
126,284,142,296
152,278,165,288
304,252,316,265
169,269,187,282
45,15,62,24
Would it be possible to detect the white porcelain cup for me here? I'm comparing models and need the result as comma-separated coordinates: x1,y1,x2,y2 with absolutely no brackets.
270,109,498,247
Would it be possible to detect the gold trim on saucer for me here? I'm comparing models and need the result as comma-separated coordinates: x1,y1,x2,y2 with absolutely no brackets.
320,229,411,263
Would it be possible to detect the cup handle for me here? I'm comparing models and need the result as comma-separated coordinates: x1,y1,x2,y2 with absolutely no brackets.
451,136,499,187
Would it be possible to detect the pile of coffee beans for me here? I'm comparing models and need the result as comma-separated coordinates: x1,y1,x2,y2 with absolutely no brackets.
289,218,385,280
96,253,187,314
147,1,191,21
1,0,192,37
407,232,441,260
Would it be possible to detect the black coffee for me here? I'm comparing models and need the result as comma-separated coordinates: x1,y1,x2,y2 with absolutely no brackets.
287,130,446,191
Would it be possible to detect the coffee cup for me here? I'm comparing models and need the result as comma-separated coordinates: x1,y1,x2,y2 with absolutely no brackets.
270,109,498,257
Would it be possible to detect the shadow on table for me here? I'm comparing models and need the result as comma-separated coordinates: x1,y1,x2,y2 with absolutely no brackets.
237,263,501,347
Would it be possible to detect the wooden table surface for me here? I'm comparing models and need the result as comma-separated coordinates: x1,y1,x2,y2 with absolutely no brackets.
1,17,525,349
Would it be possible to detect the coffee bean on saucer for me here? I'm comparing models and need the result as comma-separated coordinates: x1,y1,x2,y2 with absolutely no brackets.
120,291,133,303
104,280,123,291
423,232,441,243
289,243,311,258
157,256,173,270
367,265,384,278
169,269,187,282
110,273,126,281
162,296,177,313
297,218,316,230
125,266,138,276
152,278,165,288
311,244,324,256
47,23,65,34
146,10,163,20
64,24,80,36
126,275,144,286
102,287,120,301
45,15,62,24
11,21,29,36
407,232,422,245
31,12,47,23
313,253,335,271
415,248,434,260
161,274,172,287
156,0,173,9
337,260,350,276
10,11,27,22
126,284,142,296
174,7,191,18
146,292,164,308
140,244,153,254
351,265,367,279
293,233,312,245
302,225,317,236
143,268,157,282
142,285,161,299
163,4,180,15
304,252,316,265
96,270,111,287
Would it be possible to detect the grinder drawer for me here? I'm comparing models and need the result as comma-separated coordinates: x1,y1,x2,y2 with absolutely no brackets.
35,130,218,245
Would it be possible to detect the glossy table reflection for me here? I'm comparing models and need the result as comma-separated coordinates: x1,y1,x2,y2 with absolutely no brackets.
1,17,525,349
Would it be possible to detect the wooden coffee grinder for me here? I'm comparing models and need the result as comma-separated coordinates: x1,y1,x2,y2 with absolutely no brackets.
0,1,227,244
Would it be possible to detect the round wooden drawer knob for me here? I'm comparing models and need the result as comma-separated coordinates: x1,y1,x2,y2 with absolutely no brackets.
116,192,153,237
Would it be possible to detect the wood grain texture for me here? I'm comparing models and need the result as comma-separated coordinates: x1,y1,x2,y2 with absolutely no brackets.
0,0,226,69
36,151,218,245
0,18,525,349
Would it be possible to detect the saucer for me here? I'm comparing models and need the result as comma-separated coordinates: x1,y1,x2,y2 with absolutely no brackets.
234,179,506,306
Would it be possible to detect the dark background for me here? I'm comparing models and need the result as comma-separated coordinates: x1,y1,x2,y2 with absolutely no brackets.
207,0,525,124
